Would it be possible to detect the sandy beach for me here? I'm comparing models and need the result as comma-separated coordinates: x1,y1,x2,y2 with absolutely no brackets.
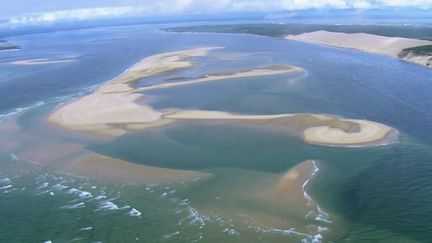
286,30,432,67
48,47,396,147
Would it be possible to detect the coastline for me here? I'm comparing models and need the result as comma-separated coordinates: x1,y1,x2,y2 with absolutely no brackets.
286,30,432,67
48,47,397,147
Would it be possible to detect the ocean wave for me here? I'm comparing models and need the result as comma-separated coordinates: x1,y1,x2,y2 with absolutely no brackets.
0,101,45,121
301,160,332,242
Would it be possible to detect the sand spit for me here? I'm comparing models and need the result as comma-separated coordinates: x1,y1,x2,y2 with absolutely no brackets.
48,47,396,147
137,65,302,92
11,58,76,65
286,30,432,67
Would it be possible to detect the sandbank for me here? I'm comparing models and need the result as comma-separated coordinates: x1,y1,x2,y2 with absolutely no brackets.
63,153,210,183
11,58,75,65
48,47,396,147
303,119,394,146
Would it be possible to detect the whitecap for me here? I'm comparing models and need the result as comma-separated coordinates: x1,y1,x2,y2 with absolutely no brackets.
0,185,13,190
223,228,239,236
92,195,107,201
9,153,18,160
80,226,93,231
51,184,68,191
0,178,11,184
163,231,180,238
78,191,93,199
187,207,205,227
36,182,49,190
66,188,81,194
62,202,85,209
95,201,119,211
128,208,142,217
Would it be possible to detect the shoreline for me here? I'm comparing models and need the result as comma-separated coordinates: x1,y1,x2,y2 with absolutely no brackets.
48,47,397,147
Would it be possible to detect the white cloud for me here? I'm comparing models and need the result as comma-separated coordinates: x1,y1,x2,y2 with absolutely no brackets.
3,0,432,25
8,7,146,25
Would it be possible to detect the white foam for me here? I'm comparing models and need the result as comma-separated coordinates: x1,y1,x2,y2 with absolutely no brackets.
300,160,332,242
9,153,18,160
95,201,119,211
163,231,180,239
93,195,107,201
51,184,68,191
187,207,205,228
128,208,142,217
62,202,85,209
0,178,11,184
37,182,49,190
80,226,93,231
223,228,239,236
66,188,81,194
78,191,93,199
0,185,12,190
0,101,45,121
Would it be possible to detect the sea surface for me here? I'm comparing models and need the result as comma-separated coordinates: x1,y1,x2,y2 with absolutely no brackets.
0,23,432,242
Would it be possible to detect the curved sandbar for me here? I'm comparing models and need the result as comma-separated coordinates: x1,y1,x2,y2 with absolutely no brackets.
304,119,395,146
48,47,397,147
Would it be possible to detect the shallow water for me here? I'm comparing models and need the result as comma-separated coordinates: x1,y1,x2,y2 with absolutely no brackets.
1,23,432,242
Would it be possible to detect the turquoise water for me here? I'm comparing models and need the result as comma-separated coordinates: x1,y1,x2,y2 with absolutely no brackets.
1,23,432,242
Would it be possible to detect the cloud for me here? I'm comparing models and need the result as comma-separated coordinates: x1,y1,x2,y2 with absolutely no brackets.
2,0,431,25
7,7,145,25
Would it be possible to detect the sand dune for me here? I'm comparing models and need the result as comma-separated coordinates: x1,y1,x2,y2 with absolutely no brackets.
286,30,432,67
48,47,396,147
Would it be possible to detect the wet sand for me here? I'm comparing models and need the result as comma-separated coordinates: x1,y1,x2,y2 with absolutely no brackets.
63,153,211,183
192,160,328,239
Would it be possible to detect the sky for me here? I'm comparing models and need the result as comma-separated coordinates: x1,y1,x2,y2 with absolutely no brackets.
2,0,432,25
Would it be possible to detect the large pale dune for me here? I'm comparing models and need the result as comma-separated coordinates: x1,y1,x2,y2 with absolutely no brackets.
286,30,432,66
48,47,396,147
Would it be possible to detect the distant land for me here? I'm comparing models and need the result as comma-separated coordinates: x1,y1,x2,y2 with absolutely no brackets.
165,23,432,67
0,40,20,51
